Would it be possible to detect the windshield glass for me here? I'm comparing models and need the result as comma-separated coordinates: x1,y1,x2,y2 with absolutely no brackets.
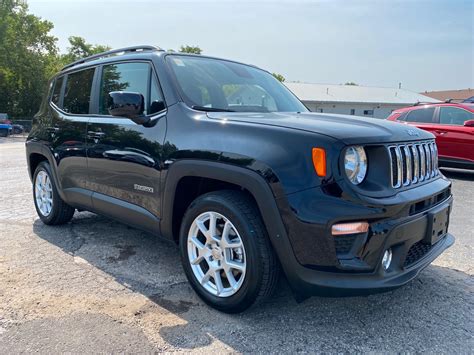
166,55,307,113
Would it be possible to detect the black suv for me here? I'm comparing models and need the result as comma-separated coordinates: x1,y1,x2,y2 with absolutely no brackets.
26,46,454,313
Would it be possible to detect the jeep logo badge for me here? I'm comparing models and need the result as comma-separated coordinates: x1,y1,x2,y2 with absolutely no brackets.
406,129,419,136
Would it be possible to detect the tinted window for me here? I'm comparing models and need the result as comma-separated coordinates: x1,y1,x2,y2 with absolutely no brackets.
167,55,307,112
99,62,150,115
51,76,64,106
63,69,95,114
439,107,473,125
405,108,435,123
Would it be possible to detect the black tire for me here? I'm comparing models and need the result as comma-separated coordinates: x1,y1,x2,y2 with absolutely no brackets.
0,129,7,137
179,190,280,313
33,161,75,225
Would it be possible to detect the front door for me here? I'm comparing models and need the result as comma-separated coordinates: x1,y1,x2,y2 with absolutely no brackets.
86,61,167,226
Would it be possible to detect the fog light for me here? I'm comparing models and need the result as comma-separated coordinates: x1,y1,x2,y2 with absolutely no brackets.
382,249,392,270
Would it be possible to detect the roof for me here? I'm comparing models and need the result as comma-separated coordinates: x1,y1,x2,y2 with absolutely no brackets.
421,88,473,101
284,82,439,105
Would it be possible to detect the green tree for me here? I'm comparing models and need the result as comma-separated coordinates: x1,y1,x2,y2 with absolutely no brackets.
272,73,285,82
344,82,358,86
61,36,110,65
0,0,58,118
179,45,202,54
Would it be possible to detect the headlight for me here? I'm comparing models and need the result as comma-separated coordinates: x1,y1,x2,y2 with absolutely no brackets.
344,146,367,185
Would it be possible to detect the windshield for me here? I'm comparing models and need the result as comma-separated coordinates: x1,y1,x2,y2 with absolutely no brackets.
166,55,307,113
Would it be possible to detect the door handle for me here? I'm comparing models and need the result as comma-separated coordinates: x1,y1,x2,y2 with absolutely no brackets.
435,130,447,135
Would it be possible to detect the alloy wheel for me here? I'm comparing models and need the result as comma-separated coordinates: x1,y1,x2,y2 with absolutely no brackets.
35,170,53,217
187,211,247,297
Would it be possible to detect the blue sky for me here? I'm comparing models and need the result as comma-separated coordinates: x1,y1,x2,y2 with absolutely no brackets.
29,0,473,92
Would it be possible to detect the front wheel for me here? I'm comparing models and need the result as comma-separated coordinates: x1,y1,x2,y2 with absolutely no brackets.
179,190,279,313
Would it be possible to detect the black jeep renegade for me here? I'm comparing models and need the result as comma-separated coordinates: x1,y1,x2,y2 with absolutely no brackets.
26,46,454,313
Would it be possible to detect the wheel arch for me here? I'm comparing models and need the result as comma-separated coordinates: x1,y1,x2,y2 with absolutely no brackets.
161,160,291,252
26,141,66,201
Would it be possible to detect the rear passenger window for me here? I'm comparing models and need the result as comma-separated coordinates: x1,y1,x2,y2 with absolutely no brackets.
63,69,95,114
405,108,435,123
51,76,64,106
99,62,150,115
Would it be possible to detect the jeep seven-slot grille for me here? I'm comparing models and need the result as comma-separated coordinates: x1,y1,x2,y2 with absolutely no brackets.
388,141,438,188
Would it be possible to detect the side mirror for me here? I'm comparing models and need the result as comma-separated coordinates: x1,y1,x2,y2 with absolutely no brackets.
464,119,474,127
108,91,149,125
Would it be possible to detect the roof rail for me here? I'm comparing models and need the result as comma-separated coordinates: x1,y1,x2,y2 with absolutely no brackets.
61,45,163,71
444,98,471,103
413,101,436,106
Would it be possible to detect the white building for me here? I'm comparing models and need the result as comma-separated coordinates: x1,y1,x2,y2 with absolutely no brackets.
284,83,439,119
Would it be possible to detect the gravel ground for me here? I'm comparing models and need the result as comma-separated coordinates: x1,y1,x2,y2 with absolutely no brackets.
0,138,473,353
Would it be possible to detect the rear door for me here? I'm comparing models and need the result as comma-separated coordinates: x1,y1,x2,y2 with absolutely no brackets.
435,106,474,163
86,61,167,227
49,68,95,207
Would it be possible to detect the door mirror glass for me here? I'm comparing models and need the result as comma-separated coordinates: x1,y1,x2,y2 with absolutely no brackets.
108,91,149,125
464,119,474,127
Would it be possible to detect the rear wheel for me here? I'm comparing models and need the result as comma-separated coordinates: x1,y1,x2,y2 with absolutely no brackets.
179,190,279,313
33,161,75,225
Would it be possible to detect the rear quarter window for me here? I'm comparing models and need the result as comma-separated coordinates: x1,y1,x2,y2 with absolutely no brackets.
51,76,64,107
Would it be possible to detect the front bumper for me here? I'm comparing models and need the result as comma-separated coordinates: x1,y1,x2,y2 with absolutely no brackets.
288,233,454,297
274,179,455,296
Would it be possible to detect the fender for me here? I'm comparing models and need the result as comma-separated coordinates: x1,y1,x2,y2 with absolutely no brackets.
25,140,68,202
160,159,304,283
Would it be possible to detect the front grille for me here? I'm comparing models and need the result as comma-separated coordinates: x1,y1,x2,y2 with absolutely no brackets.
404,241,433,267
389,141,438,188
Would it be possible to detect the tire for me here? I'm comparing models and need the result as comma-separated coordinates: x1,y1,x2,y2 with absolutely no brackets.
33,161,75,225
0,129,7,137
179,190,279,313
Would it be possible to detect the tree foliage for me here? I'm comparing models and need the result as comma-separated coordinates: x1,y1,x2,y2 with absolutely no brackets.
0,0,204,119
61,36,110,65
0,0,58,118
272,73,285,82
179,45,202,54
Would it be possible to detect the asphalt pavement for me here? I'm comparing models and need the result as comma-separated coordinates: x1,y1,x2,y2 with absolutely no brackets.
0,138,472,353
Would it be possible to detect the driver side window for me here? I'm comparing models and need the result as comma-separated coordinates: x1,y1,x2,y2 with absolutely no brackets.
99,62,165,115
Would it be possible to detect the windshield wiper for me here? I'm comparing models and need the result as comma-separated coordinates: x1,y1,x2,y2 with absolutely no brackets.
191,105,235,112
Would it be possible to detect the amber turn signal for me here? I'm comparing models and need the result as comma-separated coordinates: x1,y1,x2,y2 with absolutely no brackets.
312,148,326,177
331,222,369,236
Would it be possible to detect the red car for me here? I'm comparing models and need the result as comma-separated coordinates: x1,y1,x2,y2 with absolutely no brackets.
387,102,474,170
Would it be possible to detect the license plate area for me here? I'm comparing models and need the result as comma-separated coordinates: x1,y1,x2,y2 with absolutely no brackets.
425,205,450,245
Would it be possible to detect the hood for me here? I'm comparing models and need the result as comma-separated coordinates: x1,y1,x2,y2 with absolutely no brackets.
206,111,434,145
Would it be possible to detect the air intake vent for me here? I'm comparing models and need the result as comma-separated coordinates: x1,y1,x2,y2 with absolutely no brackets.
388,141,438,188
